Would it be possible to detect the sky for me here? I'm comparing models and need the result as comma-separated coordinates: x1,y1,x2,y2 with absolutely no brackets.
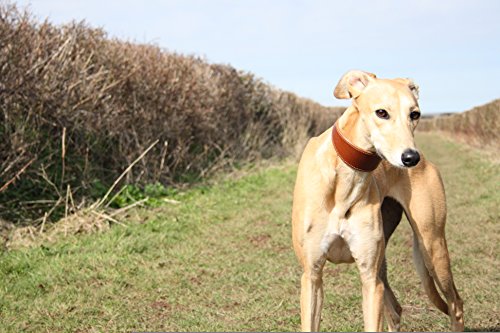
14,0,500,113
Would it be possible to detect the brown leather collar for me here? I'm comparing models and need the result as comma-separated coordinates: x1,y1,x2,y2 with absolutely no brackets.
332,122,381,172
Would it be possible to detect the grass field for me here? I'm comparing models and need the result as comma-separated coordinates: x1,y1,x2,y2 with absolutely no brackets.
0,132,498,332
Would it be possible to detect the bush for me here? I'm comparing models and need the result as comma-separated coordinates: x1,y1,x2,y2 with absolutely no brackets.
0,4,343,223
418,99,499,151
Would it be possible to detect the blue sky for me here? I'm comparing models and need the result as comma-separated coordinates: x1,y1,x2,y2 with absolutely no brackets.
16,0,500,113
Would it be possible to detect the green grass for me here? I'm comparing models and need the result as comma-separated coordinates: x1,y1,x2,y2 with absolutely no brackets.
0,133,498,332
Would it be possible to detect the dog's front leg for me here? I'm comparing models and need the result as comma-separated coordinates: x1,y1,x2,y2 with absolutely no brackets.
345,207,385,332
300,254,326,332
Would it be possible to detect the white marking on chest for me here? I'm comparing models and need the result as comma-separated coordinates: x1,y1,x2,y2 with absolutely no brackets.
320,214,341,253
320,170,371,254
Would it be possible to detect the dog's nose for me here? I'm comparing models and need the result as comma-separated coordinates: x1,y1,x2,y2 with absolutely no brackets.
401,149,420,167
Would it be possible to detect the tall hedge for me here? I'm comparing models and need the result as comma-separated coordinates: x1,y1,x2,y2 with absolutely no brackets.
0,5,342,222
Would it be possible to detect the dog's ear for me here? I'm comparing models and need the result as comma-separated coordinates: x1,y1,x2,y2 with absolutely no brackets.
394,78,419,100
334,70,376,99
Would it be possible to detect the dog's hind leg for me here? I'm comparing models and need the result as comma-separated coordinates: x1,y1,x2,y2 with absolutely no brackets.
380,197,404,331
404,163,464,331
408,214,463,331
411,232,449,315
380,258,402,331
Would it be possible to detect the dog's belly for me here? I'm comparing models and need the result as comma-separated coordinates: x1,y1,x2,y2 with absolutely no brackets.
325,234,355,264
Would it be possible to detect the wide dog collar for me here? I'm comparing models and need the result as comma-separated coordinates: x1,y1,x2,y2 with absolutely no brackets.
332,122,382,172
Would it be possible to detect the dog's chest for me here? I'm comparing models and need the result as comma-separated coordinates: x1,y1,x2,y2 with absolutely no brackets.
324,231,355,264
318,169,374,261
332,168,371,214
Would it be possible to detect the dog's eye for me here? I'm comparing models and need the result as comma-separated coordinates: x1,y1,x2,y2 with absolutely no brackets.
375,109,389,119
410,111,421,120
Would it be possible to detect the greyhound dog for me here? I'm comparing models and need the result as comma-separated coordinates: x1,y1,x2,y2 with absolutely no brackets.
291,70,463,331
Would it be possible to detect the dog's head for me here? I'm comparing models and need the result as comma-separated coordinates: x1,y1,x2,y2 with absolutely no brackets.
334,70,421,168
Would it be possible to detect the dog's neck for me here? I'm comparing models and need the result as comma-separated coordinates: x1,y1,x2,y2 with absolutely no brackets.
326,105,378,220
336,105,375,153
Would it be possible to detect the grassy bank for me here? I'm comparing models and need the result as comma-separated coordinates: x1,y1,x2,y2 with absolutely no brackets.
0,133,498,332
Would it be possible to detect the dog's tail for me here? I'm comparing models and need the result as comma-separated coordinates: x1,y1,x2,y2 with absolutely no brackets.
412,232,449,315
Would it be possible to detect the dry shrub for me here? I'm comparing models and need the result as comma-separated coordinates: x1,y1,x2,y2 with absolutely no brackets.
7,209,111,249
418,99,499,151
0,4,343,224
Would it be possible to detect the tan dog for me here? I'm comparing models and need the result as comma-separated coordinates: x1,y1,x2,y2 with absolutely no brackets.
292,70,464,331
